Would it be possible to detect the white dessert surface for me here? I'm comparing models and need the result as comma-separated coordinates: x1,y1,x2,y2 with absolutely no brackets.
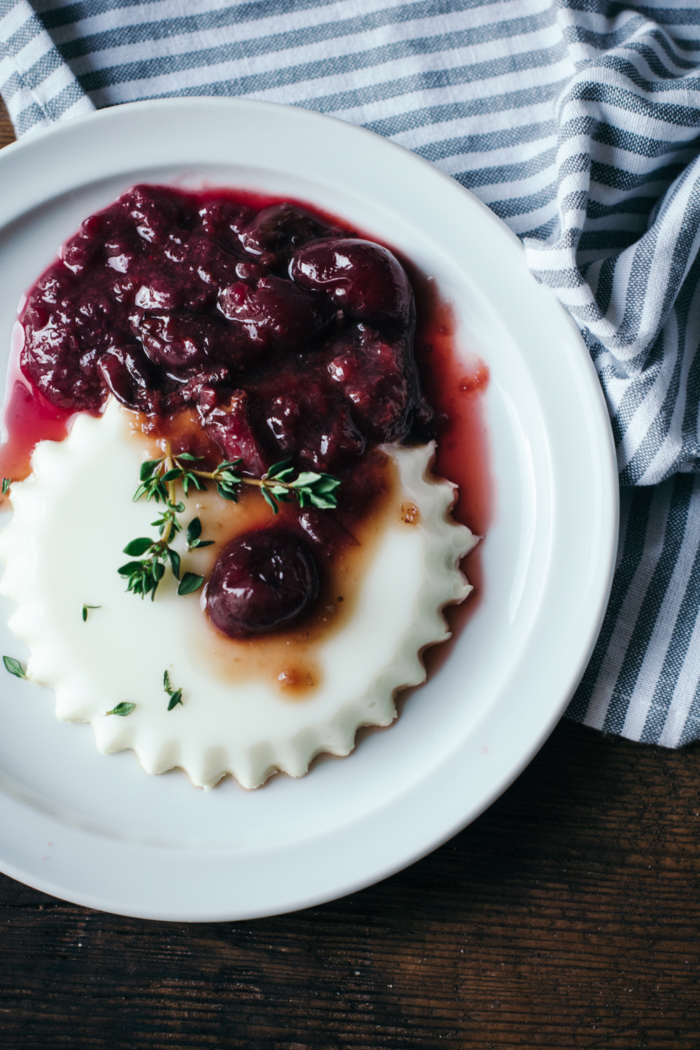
0,400,475,788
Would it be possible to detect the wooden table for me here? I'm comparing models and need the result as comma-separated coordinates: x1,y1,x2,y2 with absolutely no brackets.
0,102,699,1050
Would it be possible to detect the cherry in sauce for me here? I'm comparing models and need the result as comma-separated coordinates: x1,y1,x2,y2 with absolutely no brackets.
206,530,319,638
0,185,491,652
17,185,430,482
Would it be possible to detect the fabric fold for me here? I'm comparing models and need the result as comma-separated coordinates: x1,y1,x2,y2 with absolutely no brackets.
0,0,93,134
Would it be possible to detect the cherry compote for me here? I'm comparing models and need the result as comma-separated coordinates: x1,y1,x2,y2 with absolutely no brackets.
11,184,487,639
20,184,431,470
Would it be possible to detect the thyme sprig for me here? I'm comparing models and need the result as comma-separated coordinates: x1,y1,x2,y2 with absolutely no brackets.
120,448,206,601
255,458,342,514
136,452,341,515
163,670,183,710
120,447,341,600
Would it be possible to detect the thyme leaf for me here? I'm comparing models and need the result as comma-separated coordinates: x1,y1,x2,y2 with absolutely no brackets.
216,479,240,502
168,548,181,580
106,702,135,717
123,537,154,557
1,478,10,495
3,656,27,679
186,516,201,543
261,487,279,513
140,458,162,481
82,604,100,622
266,458,294,478
178,571,204,596
163,669,183,710
186,516,214,550
181,471,205,497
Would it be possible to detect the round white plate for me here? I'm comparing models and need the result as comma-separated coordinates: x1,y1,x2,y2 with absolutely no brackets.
0,99,617,921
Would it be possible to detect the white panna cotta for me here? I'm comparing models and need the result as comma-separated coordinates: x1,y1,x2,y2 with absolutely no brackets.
0,400,475,788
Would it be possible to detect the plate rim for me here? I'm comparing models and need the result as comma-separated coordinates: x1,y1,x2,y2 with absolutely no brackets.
0,97,618,921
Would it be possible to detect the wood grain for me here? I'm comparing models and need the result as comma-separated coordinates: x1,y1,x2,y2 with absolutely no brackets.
0,721,697,1049
0,98,15,149
0,98,699,1049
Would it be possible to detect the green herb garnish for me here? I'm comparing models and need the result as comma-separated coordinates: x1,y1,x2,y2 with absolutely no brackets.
1,478,10,496
106,702,136,717
163,670,183,710
186,516,214,551
135,451,340,515
82,604,101,622
120,448,340,600
257,458,342,514
3,656,26,679
177,572,204,596
118,546,168,600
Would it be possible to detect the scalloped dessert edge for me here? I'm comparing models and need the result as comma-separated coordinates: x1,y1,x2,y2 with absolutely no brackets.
0,428,476,790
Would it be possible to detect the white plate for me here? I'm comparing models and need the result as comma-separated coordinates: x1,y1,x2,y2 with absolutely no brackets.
0,99,617,921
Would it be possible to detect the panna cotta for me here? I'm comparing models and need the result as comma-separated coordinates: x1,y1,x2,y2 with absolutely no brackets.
0,400,474,788
0,183,483,788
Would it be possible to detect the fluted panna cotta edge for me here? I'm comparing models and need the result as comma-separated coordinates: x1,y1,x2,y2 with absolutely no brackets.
0,404,476,789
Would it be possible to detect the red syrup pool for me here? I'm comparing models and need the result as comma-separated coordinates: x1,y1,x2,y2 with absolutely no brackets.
0,184,491,665
409,268,492,673
0,328,74,483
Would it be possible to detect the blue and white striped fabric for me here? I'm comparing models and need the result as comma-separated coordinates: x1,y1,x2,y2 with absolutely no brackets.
2,0,700,746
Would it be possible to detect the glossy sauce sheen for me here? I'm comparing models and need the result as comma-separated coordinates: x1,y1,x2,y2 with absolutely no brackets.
122,407,403,696
0,185,491,675
185,453,403,696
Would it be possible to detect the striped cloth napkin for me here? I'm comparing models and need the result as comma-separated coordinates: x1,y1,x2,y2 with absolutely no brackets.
2,0,700,747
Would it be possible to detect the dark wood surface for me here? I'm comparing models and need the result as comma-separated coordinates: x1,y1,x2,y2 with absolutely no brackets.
1,100,699,1049
0,101,14,151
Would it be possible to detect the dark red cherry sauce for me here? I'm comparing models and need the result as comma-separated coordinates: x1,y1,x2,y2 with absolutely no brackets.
0,184,490,669
410,271,491,661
